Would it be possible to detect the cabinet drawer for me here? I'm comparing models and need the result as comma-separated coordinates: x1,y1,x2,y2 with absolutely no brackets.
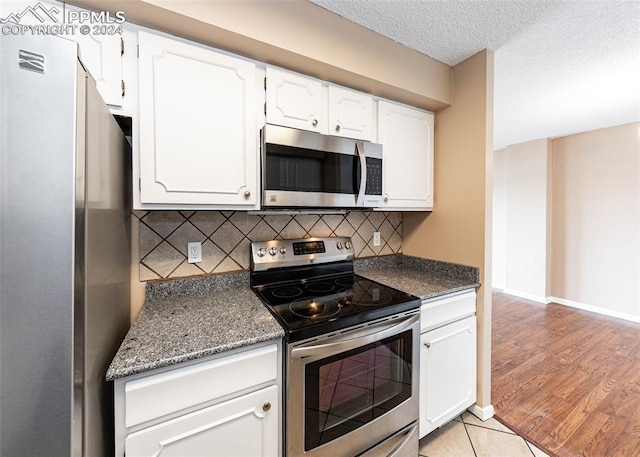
420,291,476,332
125,385,279,457
125,344,278,427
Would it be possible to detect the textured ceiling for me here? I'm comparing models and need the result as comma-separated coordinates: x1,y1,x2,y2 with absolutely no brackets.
309,0,640,150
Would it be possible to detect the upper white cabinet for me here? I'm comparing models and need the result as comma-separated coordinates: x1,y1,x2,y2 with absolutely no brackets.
266,67,373,141
377,100,434,210
136,31,259,209
327,85,374,140
266,67,324,133
75,32,124,107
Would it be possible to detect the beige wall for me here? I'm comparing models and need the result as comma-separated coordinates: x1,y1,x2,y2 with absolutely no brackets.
493,139,551,301
492,148,507,289
494,122,640,321
551,122,640,319
69,0,452,111
403,50,494,410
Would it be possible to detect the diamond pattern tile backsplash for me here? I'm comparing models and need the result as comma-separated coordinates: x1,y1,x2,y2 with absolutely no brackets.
136,211,402,281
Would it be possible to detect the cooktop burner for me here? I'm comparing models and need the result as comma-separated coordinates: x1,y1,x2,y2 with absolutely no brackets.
250,237,420,342
272,286,303,299
253,273,418,341
289,296,342,319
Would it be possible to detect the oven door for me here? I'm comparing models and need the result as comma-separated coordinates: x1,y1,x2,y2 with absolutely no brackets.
286,312,419,457
262,124,383,208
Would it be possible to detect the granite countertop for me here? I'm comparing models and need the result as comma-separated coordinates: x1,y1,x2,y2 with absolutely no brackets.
106,272,284,381
108,255,479,381
355,255,480,300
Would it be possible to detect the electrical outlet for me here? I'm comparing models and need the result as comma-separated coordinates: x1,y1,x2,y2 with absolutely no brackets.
373,232,381,247
187,242,202,263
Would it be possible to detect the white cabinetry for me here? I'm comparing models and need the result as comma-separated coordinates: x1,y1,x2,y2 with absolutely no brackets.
74,31,124,107
377,100,434,210
327,84,374,140
266,67,373,140
114,343,281,457
265,67,324,133
126,386,278,457
136,31,259,209
419,291,476,438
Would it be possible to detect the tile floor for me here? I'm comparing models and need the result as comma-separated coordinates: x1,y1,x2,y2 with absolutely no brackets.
418,412,551,457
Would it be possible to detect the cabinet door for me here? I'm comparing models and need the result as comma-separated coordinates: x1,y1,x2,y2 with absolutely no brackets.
75,33,124,107
266,67,324,133
419,316,476,438
138,31,258,207
328,85,373,140
377,100,434,210
125,385,279,457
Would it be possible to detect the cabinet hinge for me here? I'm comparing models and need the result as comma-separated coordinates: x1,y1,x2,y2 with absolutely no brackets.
137,44,139,58
264,77,267,91
121,80,125,98
138,178,141,191
120,37,124,56
264,102,266,115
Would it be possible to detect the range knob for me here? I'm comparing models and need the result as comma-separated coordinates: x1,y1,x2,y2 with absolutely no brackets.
344,242,352,250
336,242,343,250
279,247,287,255
257,248,267,257
269,247,277,256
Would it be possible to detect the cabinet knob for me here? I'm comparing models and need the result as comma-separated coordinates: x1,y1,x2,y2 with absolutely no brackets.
384,196,389,203
424,342,431,349
335,124,341,132
311,119,318,127
262,402,271,412
244,190,251,198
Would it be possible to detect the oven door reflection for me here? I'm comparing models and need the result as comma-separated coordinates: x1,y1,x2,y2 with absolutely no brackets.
305,331,412,450
286,313,419,457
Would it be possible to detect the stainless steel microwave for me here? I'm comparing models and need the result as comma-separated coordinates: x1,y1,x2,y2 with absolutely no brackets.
261,124,383,209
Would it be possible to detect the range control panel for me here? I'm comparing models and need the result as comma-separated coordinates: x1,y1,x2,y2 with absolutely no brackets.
250,237,354,272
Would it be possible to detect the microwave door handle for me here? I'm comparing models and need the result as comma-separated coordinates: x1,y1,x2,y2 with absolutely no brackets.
355,140,367,206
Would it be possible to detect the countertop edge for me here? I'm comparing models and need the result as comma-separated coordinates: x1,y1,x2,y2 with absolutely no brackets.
106,332,283,381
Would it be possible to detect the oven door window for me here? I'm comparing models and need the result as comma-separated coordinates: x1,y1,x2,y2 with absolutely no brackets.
264,144,360,194
304,329,413,451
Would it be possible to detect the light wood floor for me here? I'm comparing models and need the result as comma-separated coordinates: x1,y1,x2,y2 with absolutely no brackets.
492,291,640,457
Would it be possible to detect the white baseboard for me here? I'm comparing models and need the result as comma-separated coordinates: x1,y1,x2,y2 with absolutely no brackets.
547,296,640,324
503,288,546,304
492,283,505,292
467,404,495,421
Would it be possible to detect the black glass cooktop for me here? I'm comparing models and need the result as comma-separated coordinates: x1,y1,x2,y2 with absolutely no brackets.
252,273,420,342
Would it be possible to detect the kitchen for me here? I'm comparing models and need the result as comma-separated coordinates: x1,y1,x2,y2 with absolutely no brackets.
1,1,636,457
0,0,490,454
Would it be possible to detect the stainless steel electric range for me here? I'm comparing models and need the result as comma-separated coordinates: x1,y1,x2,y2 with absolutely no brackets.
250,236,420,457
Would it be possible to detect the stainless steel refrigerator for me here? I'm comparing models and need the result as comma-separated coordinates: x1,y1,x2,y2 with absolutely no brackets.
0,33,131,457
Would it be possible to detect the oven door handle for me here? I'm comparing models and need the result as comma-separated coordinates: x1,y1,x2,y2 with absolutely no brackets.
290,314,418,360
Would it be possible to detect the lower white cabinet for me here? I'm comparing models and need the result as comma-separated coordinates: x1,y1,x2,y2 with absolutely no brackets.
114,342,281,457
419,292,477,438
125,385,278,457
